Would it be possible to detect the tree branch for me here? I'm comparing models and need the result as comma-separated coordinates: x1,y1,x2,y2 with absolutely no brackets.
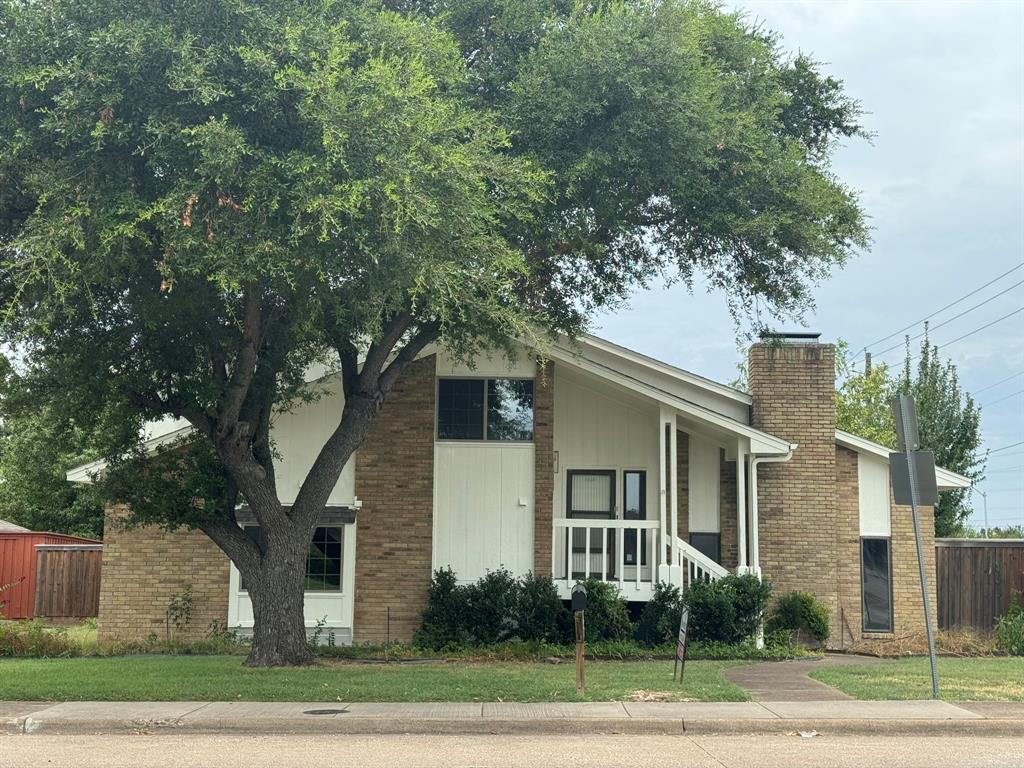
215,286,263,441
378,321,440,395
357,310,413,392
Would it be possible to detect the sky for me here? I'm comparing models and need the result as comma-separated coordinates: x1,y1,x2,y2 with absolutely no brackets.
593,0,1024,530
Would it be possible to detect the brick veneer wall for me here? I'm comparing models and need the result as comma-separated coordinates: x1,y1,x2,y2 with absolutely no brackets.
748,342,842,643
533,360,555,576
673,433,737,570
835,445,938,643
353,355,436,644
97,506,229,643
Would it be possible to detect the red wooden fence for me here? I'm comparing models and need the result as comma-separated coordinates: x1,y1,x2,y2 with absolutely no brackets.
0,532,100,619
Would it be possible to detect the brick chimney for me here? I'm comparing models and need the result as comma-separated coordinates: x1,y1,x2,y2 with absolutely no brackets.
747,334,840,639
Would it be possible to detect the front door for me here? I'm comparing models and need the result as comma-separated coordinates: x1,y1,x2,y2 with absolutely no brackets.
623,470,647,567
567,470,616,579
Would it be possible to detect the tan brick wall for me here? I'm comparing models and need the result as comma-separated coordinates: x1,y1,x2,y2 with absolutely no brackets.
835,445,938,644
533,360,555,576
97,506,229,643
353,355,436,644
749,342,842,643
719,454,739,570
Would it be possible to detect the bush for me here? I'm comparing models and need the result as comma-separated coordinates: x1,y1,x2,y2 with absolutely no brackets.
0,621,79,658
635,581,682,647
995,594,1024,656
415,568,471,650
464,569,520,645
766,591,830,645
515,572,571,642
576,578,634,641
684,574,772,644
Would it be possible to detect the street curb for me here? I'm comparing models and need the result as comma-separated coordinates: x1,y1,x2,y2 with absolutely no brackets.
8,716,1024,738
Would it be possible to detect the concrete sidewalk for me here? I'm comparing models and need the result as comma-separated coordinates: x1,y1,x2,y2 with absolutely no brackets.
3,700,1023,737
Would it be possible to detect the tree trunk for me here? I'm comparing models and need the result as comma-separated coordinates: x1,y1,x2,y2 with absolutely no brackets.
243,543,315,667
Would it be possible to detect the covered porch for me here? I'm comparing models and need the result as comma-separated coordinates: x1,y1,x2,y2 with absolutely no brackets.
546,340,793,601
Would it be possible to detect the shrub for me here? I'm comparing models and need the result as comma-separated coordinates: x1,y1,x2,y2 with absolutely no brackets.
515,572,570,642
464,569,520,645
576,578,634,641
684,574,772,644
0,621,79,658
766,591,830,644
415,568,472,650
995,594,1024,656
635,581,682,647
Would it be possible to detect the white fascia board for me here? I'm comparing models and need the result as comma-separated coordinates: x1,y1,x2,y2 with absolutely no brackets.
66,424,194,484
577,334,752,406
835,429,972,490
547,343,791,456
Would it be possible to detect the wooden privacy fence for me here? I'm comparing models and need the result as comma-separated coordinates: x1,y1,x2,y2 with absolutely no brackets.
33,544,103,619
936,538,1024,632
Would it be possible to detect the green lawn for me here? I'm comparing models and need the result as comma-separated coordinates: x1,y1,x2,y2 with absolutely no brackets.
809,657,1024,701
0,656,748,702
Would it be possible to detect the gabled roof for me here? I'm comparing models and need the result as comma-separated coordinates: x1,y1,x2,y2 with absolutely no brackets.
0,518,30,533
835,429,973,490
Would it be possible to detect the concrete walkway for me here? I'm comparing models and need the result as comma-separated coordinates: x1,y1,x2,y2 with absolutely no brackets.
723,654,886,701
3,699,1022,737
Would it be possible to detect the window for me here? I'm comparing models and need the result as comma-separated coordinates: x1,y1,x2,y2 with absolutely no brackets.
623,471,647,566
689,532,721,564
240,526,344,592
861,537,892,632
437,378,533,441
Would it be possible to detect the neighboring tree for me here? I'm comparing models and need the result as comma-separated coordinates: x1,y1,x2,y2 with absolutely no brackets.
0,0,868,665
897,334,985,537
835,340,897,446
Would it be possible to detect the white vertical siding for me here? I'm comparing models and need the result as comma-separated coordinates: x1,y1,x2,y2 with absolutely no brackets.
688,433,721,533
435,347,536,377
553,366,660,517
271,376,355,505
858,453,892,536
433,442,535,582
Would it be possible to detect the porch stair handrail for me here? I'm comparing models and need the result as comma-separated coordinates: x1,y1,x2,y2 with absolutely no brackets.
665,534,729,582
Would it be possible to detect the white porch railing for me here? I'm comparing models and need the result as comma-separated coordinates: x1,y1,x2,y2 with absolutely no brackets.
552,518,660,600
668,535,729,586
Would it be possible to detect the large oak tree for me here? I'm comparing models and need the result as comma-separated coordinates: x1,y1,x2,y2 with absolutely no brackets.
0,0,868,665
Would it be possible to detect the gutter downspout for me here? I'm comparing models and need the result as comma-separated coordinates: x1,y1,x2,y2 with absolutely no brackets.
749,443,797,647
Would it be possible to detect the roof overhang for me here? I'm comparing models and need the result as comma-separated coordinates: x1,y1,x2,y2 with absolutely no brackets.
66,419,193,484
835,429,972,491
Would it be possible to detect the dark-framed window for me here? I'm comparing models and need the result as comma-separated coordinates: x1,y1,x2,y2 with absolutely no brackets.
861,537,893,632
689,532,721,564
240,526,344,593
437,378,533,441
623,470,647,566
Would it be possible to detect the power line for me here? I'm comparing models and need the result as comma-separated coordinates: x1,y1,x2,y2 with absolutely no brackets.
857,263,1024,354
939,307,1024,348
990,441,1024,454
982,389,1024,408
974,371,1024,395
872,279,1024,358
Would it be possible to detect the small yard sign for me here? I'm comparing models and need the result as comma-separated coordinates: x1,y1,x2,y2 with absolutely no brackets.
674,604,690,684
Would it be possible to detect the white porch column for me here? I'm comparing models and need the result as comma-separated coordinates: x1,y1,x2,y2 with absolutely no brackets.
737,441,747,572
658,405,669,568
669,412,679,567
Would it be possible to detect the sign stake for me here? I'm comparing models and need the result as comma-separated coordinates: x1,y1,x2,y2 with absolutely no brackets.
575,610,585,695
894,395,940,699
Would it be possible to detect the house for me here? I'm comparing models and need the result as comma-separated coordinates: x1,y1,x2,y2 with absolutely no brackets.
67,334,970,648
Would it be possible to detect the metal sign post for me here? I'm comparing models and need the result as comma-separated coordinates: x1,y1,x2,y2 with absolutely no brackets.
571,583,587,695
890,395,940,699
674,604,690,684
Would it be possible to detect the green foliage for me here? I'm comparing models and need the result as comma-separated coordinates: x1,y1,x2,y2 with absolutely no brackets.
684,574,773,645
994,595,1024,656
515,571,570,643
165,584,194,641
635,581,683,647
466,569,521,645
836,361,897,447
766,591,830,644
0,621,80,658
898,335,985,537
576,578,634,642
415,568,472,650
962,525,1024,539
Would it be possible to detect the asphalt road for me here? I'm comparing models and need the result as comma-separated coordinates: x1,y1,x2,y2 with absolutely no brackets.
1,733,1022,768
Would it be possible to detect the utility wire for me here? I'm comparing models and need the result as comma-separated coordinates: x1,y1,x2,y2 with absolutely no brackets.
981,389,1024,408
872,279,1024,359
857,263,1024,354
990,441,1024,454
974,371,1024,395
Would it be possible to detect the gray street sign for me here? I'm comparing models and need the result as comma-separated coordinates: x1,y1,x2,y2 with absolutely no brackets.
889,451,939,506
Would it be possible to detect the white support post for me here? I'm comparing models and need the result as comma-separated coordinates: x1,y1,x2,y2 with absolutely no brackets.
737,442,747,572
658,405,669,569
669,413,679,569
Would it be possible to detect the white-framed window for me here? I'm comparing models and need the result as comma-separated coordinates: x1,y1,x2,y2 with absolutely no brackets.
240,525,344,593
